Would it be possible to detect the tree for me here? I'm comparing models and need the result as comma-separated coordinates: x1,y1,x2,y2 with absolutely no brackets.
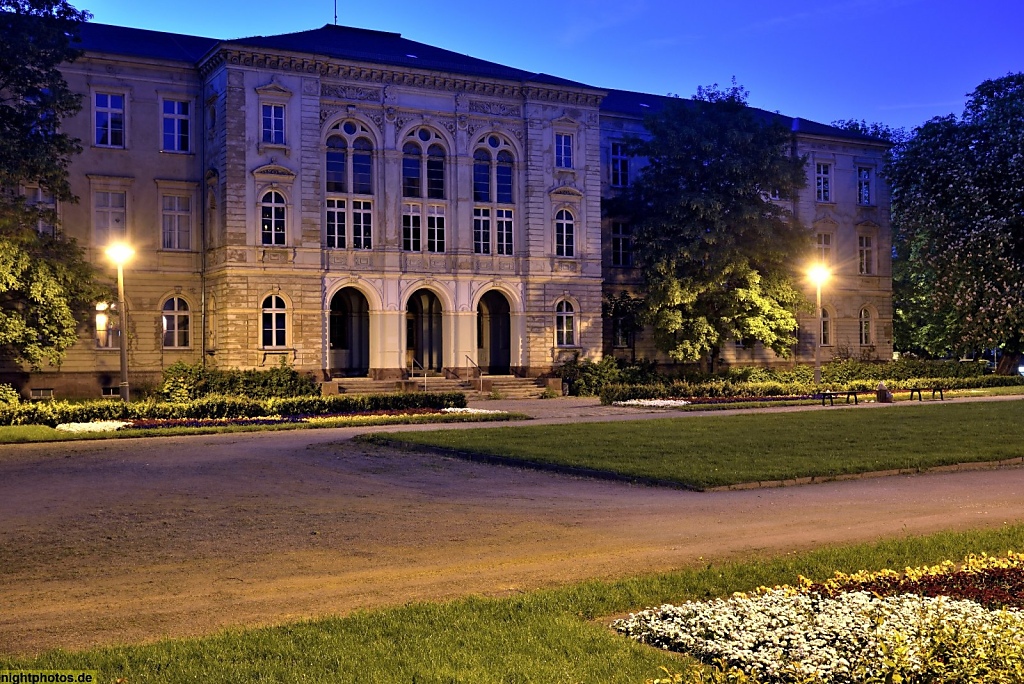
612,83,810,370
0,0,103,370
602,290,645,362
886,73,1024,372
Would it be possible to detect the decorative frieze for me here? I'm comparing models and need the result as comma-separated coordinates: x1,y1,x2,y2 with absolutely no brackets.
320,83,382,102
469,100,522,117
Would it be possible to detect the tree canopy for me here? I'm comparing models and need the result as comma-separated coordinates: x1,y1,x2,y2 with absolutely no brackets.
612,83,810,368
886,73,1024,370
1,0,103,369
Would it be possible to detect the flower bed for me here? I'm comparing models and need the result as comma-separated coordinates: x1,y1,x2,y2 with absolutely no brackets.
613,395,814,409
614,552,1024,683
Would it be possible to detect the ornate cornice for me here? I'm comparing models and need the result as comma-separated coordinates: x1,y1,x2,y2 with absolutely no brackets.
198,48,604,107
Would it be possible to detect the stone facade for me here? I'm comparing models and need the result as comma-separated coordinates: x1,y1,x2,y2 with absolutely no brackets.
9,22,891,398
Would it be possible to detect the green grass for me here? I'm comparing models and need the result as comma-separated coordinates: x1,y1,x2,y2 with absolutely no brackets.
364,400,1024,489
4,524,1024,682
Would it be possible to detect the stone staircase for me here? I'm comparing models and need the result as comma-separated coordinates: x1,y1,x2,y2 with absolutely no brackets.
482,375,549,399
321,374,550,399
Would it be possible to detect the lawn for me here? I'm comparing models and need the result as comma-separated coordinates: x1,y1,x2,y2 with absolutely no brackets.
363,400,1024,489
4,524,1024,683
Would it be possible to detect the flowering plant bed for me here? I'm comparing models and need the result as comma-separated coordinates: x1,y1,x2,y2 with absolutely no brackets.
614,552,1024,683
613,396,817,409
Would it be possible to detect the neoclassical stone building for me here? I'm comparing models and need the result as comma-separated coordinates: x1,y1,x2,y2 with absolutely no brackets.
12,21,891,397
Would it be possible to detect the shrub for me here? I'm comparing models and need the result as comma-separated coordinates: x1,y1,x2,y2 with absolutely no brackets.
160,358,319,401
0,383,20,406
554,354,662,396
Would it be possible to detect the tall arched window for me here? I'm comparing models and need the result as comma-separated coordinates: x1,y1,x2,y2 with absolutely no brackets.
820,308,831,347
556,300,575,347
472,134,516,255
162,297,190,348
260,191,286,246
859,308,873,345
401,128,448,253
262,295,287,348
324,120,375,250
555,209,575,257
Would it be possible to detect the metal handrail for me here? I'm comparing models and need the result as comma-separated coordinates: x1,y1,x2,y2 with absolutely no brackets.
465,355,483,393
409,357,427,391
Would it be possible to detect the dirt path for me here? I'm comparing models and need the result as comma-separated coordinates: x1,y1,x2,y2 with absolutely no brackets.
2,399,1024,655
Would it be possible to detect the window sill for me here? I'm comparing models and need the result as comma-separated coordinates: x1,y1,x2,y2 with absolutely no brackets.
258,142,289,155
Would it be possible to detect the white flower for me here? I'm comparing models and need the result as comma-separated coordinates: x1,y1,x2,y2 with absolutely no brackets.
440,407,507,415
613,399,691,408
55,420,132,433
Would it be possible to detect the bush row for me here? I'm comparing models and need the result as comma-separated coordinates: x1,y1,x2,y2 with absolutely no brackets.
160,359,320,401
599,375,1024,404
0,392,467,427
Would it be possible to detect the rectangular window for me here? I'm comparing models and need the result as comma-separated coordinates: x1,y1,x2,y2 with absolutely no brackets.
161,195,191,250
326,198,346,248
402,203,421,252
859,235,874,275
815,163,832,202
162,99,190,152
857,167,872,205
95,92,125,148
612,317,630,348
94,190,126,246
26,186,57,237
402,156,421,198
555,133,573,169
611,221,632,267
816,232,832,265
95,302,119,349
427,205,445,253
473,158,490,203
610,142,629,187
496,209,513,255
426,155,444,199
352,200,372,249
261,103,285,145
474,207,491,255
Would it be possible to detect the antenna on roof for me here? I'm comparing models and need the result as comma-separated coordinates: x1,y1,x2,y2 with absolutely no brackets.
334,0,338,24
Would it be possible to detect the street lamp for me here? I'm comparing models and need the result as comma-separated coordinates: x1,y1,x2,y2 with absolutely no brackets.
105,242,135,402
808,264,831,386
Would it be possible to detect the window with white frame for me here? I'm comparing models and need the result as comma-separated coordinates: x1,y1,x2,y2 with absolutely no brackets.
260,191,286,246
426,205,445,253
555,300,575,346
94,302,119,349
162,296,190,348
555,209,575,257
610,141,628,187
859,308,873,345
821,308,832,346
555,133,573,169
261,103,285,145
857,167,873,205
473,207,491,255
352,199,372,249
496,208,513,255
611,221,632,267
161,194,191,250
324,120,375,248
261,295,287,348
95,92,124,148
25,186,57,237
93,190,126,246
858,234,874,275
326,198,345,248
162,99,190,152
815,162,832,202
402,202,421,252
402,128,446,199
816,232,833,265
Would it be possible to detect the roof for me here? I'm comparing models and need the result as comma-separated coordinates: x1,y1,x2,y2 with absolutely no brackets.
76,21,218,63
599,88,886,143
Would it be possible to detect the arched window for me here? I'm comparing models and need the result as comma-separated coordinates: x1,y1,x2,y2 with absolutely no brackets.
324,120,375,250
820,308,831,347
260,191,285,246
402,142,422,197
555,209,575,257
162,297,190,348
262,295,287,348
472,135,516,255
556,300,575,347
859,308,873,345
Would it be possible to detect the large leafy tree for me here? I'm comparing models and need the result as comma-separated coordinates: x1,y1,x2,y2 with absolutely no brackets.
886,73,1024,372
1,0,103,369
614,83,809,370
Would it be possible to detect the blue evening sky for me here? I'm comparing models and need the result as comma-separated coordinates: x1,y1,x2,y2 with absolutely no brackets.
78,0,1022,131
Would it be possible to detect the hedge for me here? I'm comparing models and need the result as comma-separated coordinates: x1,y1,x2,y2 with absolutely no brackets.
0,392,467,427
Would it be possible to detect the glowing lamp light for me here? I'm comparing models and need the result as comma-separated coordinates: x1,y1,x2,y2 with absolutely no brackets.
105,242,135,267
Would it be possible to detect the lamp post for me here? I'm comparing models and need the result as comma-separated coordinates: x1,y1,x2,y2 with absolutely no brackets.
808,264,831,386
105,242,135,402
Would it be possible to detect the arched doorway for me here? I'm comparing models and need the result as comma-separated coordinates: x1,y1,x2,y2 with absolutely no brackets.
406,289,442,373
329,288,370,376
477,290,511,375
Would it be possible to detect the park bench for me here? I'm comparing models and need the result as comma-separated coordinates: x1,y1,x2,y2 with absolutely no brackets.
817,390,870,406
908,386,945,401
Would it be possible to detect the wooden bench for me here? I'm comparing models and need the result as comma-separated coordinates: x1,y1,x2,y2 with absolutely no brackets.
818,390,870,406
909,387,945,401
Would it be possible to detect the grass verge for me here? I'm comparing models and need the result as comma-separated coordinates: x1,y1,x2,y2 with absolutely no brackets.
363,400,1024,489
3,524,1024,682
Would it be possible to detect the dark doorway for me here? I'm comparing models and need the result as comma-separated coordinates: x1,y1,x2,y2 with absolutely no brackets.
477,290,511,375
406,289,443,372
329,288,370,376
